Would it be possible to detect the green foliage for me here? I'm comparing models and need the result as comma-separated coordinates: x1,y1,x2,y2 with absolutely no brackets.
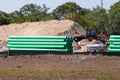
20,4,49,16
19,3,50,22
0,3,51,25
9,3,50,23
9,10,24,23
65,11,83,25
83,6,109,34
108,1,120,34
0,11,10,25
51,2,83,20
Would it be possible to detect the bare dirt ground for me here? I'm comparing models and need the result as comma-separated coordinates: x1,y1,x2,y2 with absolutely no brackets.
0,54,120,80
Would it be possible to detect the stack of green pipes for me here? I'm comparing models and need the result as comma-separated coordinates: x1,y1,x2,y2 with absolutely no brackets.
7,36,73,52
109,35,120,52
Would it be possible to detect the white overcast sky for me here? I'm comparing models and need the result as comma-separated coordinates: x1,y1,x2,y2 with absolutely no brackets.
0,0,119,13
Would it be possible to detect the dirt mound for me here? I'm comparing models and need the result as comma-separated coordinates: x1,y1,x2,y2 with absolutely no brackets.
0,20,85,41
0,22,30,40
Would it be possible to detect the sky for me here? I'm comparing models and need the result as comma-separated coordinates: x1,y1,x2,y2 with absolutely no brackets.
0,0,119,13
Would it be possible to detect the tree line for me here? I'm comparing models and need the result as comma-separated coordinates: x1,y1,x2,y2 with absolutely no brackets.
0,1,120,35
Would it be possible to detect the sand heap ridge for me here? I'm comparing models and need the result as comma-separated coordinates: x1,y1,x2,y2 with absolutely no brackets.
0,20,85,41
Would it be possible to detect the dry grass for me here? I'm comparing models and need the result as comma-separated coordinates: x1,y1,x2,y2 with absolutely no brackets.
0,54,119,80
0,67,120,80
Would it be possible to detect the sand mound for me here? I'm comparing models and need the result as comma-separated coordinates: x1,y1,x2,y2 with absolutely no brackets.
0,20,85,40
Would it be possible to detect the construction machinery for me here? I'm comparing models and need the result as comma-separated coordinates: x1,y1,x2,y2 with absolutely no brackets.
72,29,109,52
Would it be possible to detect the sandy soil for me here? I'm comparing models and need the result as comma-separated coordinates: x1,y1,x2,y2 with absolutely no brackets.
0,20,85,41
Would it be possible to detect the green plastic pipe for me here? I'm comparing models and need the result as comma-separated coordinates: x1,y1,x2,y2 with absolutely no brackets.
109,48,120,52
8,42,67,45
110,45,120,49
111,42,120,45
110,35,120,39
8,36,67,39
7,45,66,49
9,48,69,52
8,39,65,42
109,39,120,42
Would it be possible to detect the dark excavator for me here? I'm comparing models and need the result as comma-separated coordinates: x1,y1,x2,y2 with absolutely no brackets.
72,29,109,52
73,29,109,44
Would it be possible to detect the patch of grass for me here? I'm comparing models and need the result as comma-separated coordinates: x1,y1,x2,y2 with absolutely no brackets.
16,65,22,69
98,71,120,80
0,69,119,80
0,54,8,58
111,56,120,58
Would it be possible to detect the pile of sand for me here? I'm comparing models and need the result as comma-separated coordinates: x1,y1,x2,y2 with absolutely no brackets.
0,20,85,41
